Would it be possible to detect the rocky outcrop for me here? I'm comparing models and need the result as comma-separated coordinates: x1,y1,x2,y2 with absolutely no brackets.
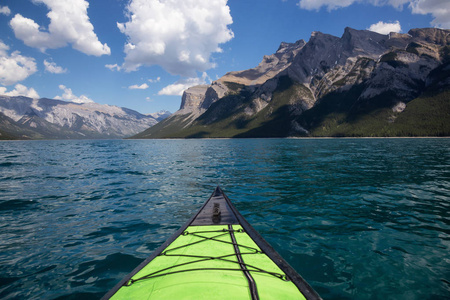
409,28,450,45
219,39,306,86
180,82,229,111
179,85,209,112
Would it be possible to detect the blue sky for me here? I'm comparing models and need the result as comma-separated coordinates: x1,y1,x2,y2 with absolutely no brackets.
0,0,448,114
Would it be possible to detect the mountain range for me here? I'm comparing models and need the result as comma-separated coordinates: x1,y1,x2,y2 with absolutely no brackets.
134,27,450,138
0,96,171,139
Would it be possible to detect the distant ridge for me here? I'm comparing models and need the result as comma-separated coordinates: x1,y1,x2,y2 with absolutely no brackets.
133,27,450,138
0,96,171,140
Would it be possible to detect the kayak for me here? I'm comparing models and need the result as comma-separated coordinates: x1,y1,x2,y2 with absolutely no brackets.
102,187,321,300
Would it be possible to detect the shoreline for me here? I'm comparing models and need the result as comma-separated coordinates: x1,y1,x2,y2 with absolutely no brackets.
1,136,449,142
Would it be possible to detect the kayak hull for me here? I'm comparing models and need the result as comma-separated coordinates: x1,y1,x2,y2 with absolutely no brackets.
102,187,321,300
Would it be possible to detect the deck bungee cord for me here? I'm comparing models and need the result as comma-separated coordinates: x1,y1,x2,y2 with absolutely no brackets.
125,227,289,287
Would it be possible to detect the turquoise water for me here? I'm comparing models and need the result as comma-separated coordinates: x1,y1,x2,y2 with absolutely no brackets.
0,138,449,299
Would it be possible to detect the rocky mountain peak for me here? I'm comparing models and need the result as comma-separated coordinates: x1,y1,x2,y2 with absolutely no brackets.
277,40,306,54
133,27,450,139
218,38,306,86
307,31,339,47
341,27,389,57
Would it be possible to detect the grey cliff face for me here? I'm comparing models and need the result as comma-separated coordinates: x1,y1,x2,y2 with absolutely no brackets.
180,85,209,111
179,82,228,114
176,27,449,118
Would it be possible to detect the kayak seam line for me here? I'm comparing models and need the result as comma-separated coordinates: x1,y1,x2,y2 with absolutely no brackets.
229,224,259,300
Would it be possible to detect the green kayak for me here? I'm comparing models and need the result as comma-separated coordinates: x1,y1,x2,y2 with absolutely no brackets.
102,187,321,300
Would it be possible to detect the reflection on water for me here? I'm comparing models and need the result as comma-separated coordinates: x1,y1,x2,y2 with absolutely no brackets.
0,138,449,299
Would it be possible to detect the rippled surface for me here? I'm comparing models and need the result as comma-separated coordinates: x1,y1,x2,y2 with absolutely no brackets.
0,138,449,299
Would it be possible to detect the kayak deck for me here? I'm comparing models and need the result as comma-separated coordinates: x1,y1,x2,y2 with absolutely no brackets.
103,187,321,300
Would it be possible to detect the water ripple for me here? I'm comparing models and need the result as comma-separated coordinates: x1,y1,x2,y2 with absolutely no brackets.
0,138,449,299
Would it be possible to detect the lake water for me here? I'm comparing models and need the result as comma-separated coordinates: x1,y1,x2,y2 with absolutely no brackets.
0,138,449,299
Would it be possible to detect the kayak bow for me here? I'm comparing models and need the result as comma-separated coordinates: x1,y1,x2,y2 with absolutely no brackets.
102,187,321,300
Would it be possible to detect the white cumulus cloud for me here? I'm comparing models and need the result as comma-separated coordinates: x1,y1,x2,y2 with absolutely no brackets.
297,0,450,28
410,0,450,28
368,20,402,34
297,0,412,11
158,72,210,96
0,84,40,98
0,6,11,16
0,41,37,86
105,64,121,71
117,0,234,76
129,83,149,90
298,0,359,11
54,85,94,103
10,0,110,56
44,60,67,74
